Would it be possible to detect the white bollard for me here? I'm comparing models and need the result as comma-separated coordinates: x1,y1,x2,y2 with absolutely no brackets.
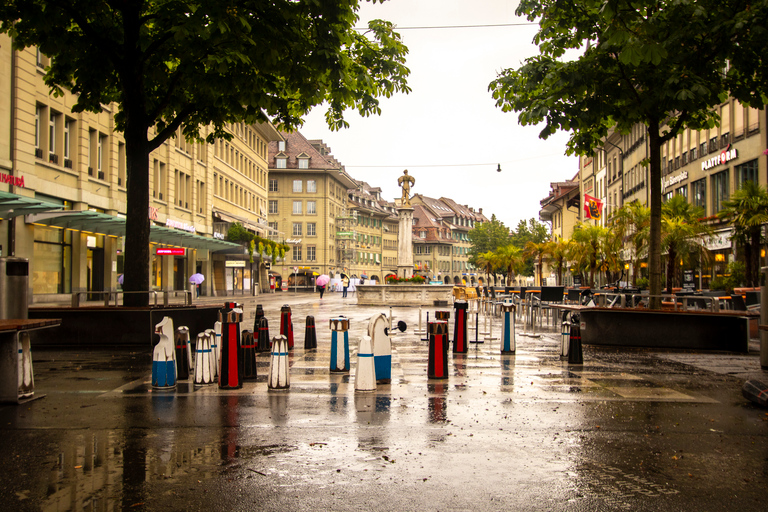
268,335,290,390
17,332,34,400
355,335,377,392
368,313,391,383
212,321,222,378
152,316,177,390
194,332,215,386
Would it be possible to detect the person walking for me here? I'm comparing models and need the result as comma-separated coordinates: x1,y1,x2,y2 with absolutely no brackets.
342,276,350,298
319,283,326,299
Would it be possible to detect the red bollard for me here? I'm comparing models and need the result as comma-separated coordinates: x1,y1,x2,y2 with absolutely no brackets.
280,305,294,349
428,320,449,379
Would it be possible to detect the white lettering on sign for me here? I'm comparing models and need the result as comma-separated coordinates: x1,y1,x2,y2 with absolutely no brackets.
662,171,688,191
285,238,302,244
213,232,225,240
165,218,196,233
702,147,738,171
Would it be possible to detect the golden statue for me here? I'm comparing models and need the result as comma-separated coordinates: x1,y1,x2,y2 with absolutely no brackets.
397,169,415,206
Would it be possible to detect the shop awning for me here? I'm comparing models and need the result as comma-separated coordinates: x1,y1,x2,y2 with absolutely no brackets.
0,191,64,219
25,210,241,252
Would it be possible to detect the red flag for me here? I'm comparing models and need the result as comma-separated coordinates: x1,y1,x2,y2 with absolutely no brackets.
584,194,603,220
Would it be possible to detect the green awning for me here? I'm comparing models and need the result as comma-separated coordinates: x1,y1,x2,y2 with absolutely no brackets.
0,191,64,218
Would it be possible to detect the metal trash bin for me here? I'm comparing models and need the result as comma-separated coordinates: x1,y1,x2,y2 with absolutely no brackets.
0,257,29,320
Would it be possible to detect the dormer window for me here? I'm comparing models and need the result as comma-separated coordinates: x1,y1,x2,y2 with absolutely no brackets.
275,151,287,169
277,140,286,151
297,152,310,169
420,230,427,238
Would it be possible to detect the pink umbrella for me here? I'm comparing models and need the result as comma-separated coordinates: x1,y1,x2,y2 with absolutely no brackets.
316,274,330,287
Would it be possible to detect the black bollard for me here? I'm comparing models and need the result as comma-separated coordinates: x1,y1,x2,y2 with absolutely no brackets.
256,316,270,353
742,380,768,407
241,330,258,381
174,326,192,380
567,313,583,365
304,315,317,350
254,304,265,332
280,305,294,349
219,306,245,389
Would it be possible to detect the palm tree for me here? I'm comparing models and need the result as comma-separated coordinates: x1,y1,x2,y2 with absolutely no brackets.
569,223,610,288
523,241,549,286
717,180,768,287
661,195,710,292
496,244,524,285
476,251,501,286
546,238,571,285
612,201,650,286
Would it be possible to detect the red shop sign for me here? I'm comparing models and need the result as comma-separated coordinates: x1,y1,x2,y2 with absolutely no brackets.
156,248,185,256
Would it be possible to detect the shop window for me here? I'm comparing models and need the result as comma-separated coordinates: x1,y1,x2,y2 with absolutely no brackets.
736,159,758,189
692,178,706,212
711,170,729,213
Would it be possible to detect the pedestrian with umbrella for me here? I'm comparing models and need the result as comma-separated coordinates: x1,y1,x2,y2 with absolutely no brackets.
316,274,330,299
189,273,205,297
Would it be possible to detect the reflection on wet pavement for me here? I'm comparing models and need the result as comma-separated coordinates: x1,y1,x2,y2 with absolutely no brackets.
4,297,767,511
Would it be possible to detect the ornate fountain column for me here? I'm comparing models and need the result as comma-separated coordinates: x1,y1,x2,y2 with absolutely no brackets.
396,170,416,279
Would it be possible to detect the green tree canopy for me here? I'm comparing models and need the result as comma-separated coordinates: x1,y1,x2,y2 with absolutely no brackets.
1,0,410,305
661,195,710,292
468,214,510,266
489,0,767,307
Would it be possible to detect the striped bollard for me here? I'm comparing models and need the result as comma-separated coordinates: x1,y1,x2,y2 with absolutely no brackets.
268,335,290,390
453,300,468,352
428,320,449,379
218,307,244,389
330,317,350,373
304,315,318,350
253,304,265,332
500,299,516,354
280,305,294,349
241,330,258,381
368,313,391,383
194,332,215,386
355,335,377,392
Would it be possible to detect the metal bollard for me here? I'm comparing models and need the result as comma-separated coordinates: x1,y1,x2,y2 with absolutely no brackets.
560,312,571,359
500,299,516,354
241,330,258,381
453,300,469,351
567,313,583,365
304,315,318,350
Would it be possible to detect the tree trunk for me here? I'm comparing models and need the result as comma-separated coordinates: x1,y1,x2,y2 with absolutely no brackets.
647,121,663,308
123,131,151,307
120,6,151,307
665,248,676,293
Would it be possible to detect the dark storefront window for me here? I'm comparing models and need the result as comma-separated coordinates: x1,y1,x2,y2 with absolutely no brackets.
711,170,729,213
32,226,72,294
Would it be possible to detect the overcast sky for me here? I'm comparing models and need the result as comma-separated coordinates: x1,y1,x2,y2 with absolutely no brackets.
300,0,579,230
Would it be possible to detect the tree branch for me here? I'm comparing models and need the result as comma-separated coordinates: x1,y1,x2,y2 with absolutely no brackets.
147,104,197,153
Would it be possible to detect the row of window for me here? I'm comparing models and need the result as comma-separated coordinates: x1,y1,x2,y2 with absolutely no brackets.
291,222,317,237
34,104,125,184
268,200,318,215
213,138,267,189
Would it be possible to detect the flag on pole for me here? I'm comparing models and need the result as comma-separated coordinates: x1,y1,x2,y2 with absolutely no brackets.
584,194,603,220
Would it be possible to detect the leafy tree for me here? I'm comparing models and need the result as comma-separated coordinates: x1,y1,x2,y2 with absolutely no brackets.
1,0,410,306
509,218,549,276
717,180,768,287
661,195,710,292
489,0,766,307
468,214,510,267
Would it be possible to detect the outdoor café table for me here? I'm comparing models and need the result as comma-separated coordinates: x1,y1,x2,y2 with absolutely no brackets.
0,318,60,404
